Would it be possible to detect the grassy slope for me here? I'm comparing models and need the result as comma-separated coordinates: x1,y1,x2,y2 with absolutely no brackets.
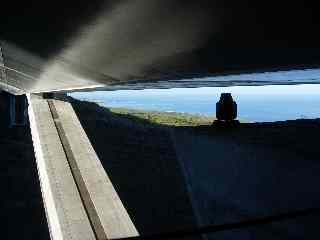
109,107,215,126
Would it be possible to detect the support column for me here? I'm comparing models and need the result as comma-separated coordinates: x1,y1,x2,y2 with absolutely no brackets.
9,94,28,126
216,93,237,121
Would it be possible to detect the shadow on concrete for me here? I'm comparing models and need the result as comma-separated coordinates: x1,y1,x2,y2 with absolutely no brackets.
70,99,199,236
71,98,320,240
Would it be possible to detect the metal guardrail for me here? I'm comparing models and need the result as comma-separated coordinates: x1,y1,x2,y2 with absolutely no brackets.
0,41,104,94
0,43,7,88
0,65,27,95
0,64,37,81
0,43,28,94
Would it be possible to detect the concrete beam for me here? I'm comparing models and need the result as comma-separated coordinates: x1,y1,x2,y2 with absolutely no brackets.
28,94,96,240
28,94,138,240
49,99,138,240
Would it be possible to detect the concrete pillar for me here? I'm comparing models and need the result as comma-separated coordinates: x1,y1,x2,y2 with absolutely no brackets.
42,92,68,101
9,94,28,126
216,93,237,121
42,92,55,99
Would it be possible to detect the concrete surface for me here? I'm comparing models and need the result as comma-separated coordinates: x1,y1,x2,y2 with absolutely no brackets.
71,99,200,236
2,41,320,95
2,0,320,92
50,99,138,239
5,94,320,239
172,124,320,239
28,95,96,240
0,42,104,94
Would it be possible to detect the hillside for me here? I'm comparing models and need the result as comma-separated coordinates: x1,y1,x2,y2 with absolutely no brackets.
109,107,214,126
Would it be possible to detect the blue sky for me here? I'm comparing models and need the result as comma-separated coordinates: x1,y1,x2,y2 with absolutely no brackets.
203,68,320,81
71,68,320,122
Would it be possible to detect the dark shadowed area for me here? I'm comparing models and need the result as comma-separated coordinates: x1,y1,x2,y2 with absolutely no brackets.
1,0,320,83
1,93,320,239
1,1,320,238
71,98,320,239
70,99,199,235
0,94,50,240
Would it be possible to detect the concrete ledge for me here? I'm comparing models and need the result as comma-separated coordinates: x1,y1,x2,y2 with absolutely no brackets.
28,94,96,240
49,99,138,240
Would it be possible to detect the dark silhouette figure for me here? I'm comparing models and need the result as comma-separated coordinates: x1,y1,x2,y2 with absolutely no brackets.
216,93,237,121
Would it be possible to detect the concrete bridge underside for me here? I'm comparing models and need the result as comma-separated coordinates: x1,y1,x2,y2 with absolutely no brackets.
1,1,320,94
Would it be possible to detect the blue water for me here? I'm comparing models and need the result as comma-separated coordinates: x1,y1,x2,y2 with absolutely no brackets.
71,84,320,122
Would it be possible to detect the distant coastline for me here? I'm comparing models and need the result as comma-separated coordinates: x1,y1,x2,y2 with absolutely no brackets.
71,84,320,122
107,106,215,126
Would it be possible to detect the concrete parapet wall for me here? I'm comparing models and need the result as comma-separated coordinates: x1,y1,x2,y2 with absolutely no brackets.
28,95,138,240
28,94,96,240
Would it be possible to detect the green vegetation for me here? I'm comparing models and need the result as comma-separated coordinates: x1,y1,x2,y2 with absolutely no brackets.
109,107,215,126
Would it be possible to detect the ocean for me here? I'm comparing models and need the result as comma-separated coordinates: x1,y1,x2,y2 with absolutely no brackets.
70,84,320,122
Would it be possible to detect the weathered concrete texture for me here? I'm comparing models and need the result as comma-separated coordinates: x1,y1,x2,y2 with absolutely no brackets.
172,123,320,239
28,95,96,240
50,99,138,240
0,42,104,95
